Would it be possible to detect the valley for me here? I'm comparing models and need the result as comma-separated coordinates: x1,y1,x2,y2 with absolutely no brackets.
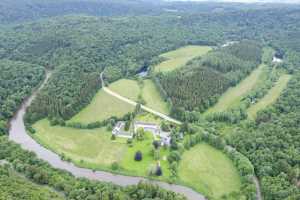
1,1,299,200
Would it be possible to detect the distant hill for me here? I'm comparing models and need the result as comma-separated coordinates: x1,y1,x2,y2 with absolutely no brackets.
0,0,161,24
165,0,300,4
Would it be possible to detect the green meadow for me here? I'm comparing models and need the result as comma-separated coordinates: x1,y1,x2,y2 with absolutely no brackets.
155,45,212,73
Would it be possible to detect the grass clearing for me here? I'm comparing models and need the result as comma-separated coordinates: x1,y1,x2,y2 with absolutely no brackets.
108,79,140,101
178,143,241,199
155,45,212,73
33,119,127,167
247,74,291,119
120,132,171,178
109,79,169,114
32,119,170,178
142,80,169,114
206,64,266,114
69,89,134,124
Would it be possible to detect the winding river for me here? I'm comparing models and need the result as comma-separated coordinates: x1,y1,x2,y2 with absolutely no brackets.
8,72,206,200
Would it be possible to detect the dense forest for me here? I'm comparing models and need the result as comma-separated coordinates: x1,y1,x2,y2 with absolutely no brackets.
0,165,63,200
157,41,262,116
229,71,300,200
0,7,298,122
0,60,44,135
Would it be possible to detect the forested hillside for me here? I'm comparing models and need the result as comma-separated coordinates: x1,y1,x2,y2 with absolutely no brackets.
0,0,163,24
0,7,298,122
230,71,300,199
0,60,44,135
0,165,63,200
157,41,262,118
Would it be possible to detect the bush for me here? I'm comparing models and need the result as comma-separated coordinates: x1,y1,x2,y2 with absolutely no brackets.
111,162,119,170
167,151,181,163
152,140,160,149
127,138,133,144
111,134,116,140
134,151,142,161
155,165,163,176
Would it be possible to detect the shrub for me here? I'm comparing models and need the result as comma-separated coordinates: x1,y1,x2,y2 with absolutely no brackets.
134,151,142,161
111,134,116,140
155,165,163,176
111,162,119,170
167,151,181,163
152,140,160,149
127,138,133,144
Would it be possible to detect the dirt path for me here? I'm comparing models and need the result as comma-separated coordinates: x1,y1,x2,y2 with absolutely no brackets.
100,73,181,125
253,176,263,200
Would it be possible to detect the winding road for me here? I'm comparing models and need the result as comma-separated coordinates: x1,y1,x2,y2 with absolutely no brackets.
8,71,205,200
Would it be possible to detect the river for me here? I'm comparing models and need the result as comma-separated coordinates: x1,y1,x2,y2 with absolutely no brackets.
8,72,206,200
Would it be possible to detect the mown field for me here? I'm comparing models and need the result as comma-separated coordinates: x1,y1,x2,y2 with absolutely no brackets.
205,64,267,114
69,89,134,124
32,118,242,197
247,74,292,119
154,45,212,73
108,79,169,114
32,119,170,178
178,143,242,199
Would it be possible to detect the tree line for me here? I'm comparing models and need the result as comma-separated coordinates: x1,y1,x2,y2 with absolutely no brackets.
0,59,44,135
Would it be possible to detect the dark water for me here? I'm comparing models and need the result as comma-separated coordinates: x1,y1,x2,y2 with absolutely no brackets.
8,72,206,200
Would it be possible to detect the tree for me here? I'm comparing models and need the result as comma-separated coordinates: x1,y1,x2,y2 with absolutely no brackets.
152,140,160,149
136,127,145,141
134,151,142,161
155,165,163,176
124,120,130,131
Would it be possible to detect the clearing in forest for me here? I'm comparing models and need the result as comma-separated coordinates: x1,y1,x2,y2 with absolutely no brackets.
69,89,135,124
154,45,212,73
205,64,266,114
108,79,169,114
247,74,292,119
178,143,241,199
32,119,170,178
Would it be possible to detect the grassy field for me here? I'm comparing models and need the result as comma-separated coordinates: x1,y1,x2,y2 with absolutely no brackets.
154,45,212,73
206,64,267,114
120,132,171,177
247,74,292,119
108,79,140,101
142,80,169,114
69,89,134,124
32,119,170,178
109,79,169,114
33,119,127,167
178,143,241,199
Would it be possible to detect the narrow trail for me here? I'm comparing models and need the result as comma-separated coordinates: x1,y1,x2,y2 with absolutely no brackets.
9,71,206,200
100,72,181,125
253,176,263,200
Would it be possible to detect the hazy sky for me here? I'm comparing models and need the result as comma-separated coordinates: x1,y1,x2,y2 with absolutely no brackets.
165,0,300,3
